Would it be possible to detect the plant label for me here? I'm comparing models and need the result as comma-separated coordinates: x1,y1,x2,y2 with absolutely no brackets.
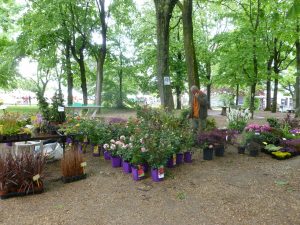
158,166,164,179
33,174,40,181
81,162,87,167
173,154,176,166
137,165,145,178
93,146,99,154
58,106,65,112
164,77,171,85
84,136,88,143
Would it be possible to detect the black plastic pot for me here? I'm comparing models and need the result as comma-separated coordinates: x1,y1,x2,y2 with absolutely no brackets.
238,146,245,154
215,145,225,156
61,174,87,183
249,149,259,157
203,147,214,160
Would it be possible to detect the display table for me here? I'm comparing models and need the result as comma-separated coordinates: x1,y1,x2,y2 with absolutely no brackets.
0,133,68,154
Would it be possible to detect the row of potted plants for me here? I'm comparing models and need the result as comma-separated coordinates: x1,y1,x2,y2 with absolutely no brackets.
100,135,193,182
0,113,32,141
232,114,300,159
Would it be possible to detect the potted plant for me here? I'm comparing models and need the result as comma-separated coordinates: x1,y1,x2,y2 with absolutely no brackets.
0,152,45,199
180,129,194,163
247,141,260,157
61,144,87,183
104,140,122,168
129,137,148,181
118,136,133,174
227,108,251,133
145,132,169,182
198,132,213,160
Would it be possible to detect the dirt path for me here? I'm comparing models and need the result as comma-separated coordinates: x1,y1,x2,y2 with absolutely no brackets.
1,146,300,225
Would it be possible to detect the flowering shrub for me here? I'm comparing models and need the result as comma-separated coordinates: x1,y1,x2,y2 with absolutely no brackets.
245,124,272,133
227,108,251,133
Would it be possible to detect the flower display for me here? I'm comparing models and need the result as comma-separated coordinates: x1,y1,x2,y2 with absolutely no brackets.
227,108,251,133
245,124,272,133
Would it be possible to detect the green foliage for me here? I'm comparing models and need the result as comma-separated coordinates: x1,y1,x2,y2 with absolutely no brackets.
49,92,66,123
267,117,281,129
205,117,217,131
242,96,260,111
36,90,50,121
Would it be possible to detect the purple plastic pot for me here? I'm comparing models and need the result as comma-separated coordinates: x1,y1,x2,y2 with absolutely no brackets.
151,167,164,182
184,152,192,163
77,143,83,153
166,154,176,168
176,153,184,164
142,163,149,173
111,156,122,167
92,145,100,157
66,137,72,145
131,165,145,181
103,150,111,160
122,161,132,174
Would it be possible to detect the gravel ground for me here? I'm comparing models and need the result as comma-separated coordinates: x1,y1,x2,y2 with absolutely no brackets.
1,110,299,225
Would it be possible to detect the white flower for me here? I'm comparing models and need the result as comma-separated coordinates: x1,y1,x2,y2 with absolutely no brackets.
103,144,109,149
110,139,116,144
130,136,134,142
110,144,116,150
141,147,148,152
120,135,126,141
116,140,123,146
140,138,144,144
128,143,133,148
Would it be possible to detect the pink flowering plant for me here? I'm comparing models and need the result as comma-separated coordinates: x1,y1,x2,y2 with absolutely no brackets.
244,124,272,133
129,134,149,166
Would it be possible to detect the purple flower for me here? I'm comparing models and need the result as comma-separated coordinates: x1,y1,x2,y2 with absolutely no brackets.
109,117,127,124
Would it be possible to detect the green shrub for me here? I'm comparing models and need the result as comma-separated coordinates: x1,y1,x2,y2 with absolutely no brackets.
242,96,260,111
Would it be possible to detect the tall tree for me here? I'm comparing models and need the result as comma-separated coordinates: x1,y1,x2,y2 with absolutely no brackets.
177,0,199,96
153,0,177,110
287,0,300,115
94,0,107,109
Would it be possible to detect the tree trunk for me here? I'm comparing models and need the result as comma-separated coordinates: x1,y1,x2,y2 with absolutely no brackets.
205,61,212,109
250,83,256,119
95,0,107,111
78,54,88,105
265,56,273,111
154,0,177,110
65,42,73,105
272,75,279,113
181,0,199,96
272,38,280,113
175,85,181,109
250,35,258,119
236,84,239,106
296,20,300,117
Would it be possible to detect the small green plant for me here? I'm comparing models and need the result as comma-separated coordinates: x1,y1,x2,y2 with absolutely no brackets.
205,117,217,131
267,117,280,129
49,91,66,123
177,191,186,200
36,90,50,121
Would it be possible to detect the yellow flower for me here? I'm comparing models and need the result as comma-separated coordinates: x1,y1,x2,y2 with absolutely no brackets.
75,123,80,127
